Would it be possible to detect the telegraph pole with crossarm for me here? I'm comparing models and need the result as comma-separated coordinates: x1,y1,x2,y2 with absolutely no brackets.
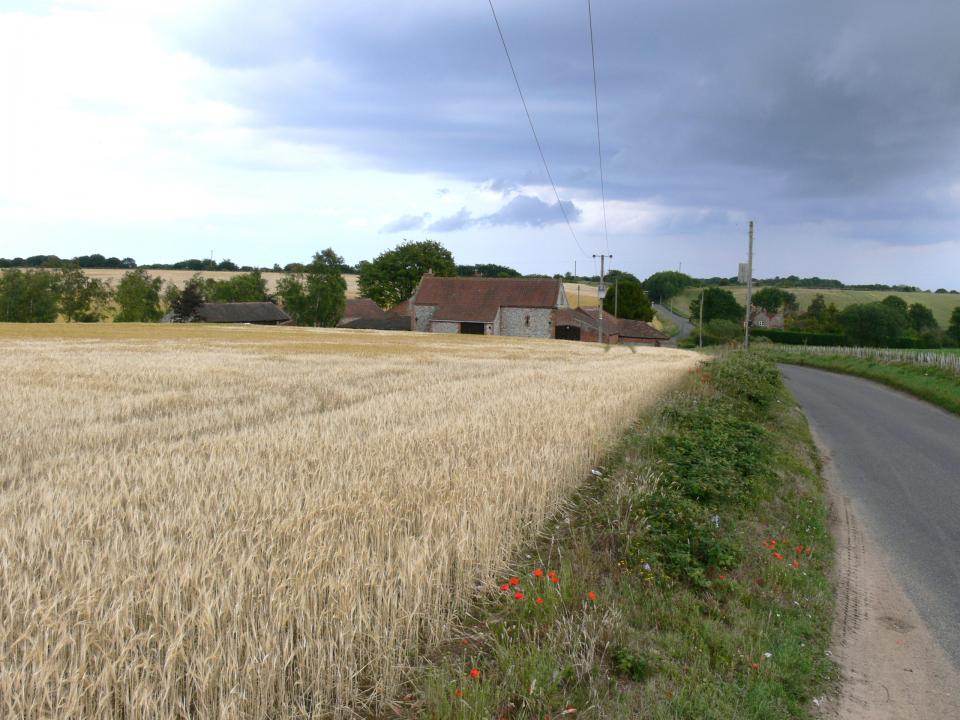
593,253,612,343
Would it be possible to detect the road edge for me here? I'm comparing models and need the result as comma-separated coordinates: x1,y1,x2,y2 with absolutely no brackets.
808,426,960,719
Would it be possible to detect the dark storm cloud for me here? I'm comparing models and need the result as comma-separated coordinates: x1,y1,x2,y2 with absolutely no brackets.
178,0,960,246
426,196,582,232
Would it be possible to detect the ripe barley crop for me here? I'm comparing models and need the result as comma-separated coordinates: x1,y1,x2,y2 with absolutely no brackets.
0,324,698,718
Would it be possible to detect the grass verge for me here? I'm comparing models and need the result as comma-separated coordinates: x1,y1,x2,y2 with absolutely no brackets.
771,352,960,416
400,352,837,719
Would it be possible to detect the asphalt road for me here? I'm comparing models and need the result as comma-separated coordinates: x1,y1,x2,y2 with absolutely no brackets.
781,364,960,668
653,303,694,341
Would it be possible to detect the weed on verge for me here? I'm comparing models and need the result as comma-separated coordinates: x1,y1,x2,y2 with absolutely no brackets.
409,351,837,719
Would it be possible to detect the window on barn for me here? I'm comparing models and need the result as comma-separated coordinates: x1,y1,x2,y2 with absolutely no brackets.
525,315,530,326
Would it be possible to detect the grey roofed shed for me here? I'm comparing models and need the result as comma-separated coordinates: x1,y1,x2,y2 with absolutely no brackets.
193,302,292,324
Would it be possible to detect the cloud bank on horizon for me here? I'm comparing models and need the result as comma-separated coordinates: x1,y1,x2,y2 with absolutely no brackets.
2,0,959,287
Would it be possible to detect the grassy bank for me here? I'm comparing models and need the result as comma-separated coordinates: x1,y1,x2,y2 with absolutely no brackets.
770,352,960,416
403,352,836,719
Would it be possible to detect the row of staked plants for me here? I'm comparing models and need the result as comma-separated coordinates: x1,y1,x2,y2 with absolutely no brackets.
407,352,837,719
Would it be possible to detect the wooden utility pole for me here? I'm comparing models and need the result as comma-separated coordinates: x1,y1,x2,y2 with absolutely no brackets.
698,288,704,348
593,253,612,342
743,221,754,350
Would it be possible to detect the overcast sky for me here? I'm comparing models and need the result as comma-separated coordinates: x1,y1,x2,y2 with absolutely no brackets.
2,0,959,287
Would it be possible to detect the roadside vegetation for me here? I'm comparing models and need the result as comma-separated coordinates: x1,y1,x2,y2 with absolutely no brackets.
410,352,836,719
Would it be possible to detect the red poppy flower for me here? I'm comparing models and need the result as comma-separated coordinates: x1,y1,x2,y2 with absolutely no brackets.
535,597,544,605
795,545,804,555
751,662,759,670
587,591,597,601
462,639,470,645
550,575,560,584
533,568,544,578
455,689,464,698
509,577,520,586
791,560,800,569
500,584,510,591
514,591,525,600
469,668,480,679
718,574,726,580
773,552,784,560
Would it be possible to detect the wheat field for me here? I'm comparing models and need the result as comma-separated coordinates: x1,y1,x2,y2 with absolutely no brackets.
0,324,698,718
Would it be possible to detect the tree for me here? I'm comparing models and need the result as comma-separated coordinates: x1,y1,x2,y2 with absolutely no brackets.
276,249,347,327
643,271,694,303
689,287,744,324
114,269,163,322
0,268,60,322
171,277,205,321
806,294,827,323
837,303,908,346
907,303,938,334
204,271,269,303
357,240,456,308
602,279,654,320
947,307,960,346
751,286,797,314
57,267,110,322
456,263,521,278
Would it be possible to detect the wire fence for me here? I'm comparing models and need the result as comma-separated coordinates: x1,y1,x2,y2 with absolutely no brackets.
766,344,960,375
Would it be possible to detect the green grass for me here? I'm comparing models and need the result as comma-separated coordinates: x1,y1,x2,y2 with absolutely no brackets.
670,286,960,326
407,353,837,719
770,352,960,416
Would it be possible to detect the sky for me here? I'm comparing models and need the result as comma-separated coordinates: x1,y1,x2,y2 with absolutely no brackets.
2,0,959,288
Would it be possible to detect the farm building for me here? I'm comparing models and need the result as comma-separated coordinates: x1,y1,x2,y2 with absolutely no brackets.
410,275,568,338
338,298,387,327
749,306,785,329
162,302,292,325
578,307,670,345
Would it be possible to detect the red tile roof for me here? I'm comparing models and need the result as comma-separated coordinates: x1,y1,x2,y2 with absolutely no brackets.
414,276,563,322
555,307,600,329
617,319,670,340
343,298,386,320
578,306,669,340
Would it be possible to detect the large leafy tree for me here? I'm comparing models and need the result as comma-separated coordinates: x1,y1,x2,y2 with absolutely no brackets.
358,240,456,308
170,277,206,322
602,278,654,320
907,302,938,334
0,268,60,322
947,306,960,346
838,302,908,346
114,268,163,322
204,271,269,303
751,287,797,314
57,266,111,322
689,287,744,323
643,270,694,303
276,249,347,327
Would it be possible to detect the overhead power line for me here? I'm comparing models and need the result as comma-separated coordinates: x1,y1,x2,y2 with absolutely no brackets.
486,0,588,257
587,0,610,253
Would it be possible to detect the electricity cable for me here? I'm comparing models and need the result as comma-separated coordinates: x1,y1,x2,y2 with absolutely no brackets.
487,0,588,257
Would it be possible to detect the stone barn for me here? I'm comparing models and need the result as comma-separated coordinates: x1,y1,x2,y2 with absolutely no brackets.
410,275,568,338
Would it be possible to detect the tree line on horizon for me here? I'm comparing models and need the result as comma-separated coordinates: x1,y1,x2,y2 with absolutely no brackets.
0,241,661,326
679,284,960,349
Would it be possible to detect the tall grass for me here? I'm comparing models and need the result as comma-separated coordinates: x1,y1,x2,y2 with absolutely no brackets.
0,325,698,718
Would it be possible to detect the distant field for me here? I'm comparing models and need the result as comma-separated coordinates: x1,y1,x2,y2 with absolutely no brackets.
563,282,599,308
0,323,697,718
672,286,960,326
83,271,599,309
81,269,362,298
